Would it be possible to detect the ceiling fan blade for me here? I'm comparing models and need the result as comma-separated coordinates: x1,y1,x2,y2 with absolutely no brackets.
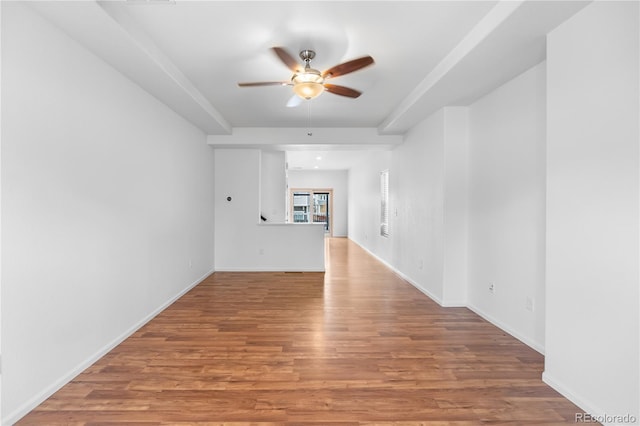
238,81,289,87
324,84,362,98
272,47,301,72
323,56,374,79
286,95,303,108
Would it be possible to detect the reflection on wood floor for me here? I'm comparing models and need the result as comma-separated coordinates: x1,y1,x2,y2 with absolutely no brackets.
18,238,581,425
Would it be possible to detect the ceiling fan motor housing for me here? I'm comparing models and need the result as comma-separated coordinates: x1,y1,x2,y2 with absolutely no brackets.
299,49,316,62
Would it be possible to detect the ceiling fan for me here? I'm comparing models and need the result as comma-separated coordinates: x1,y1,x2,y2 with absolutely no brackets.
238,47,374,101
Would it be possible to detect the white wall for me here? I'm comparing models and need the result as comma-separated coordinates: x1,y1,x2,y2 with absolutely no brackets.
347,150,392,258
288,169,348,237
390,110,446,302
260,151,286,222
544,1,639,422
214,149,261,268
215,149,325,271
467,62,547,352
348,109,467,305
1,3,216,423
0,3,3,421
442,107,469,306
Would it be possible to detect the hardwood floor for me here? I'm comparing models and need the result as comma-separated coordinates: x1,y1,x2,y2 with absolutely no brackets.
18,238,582,425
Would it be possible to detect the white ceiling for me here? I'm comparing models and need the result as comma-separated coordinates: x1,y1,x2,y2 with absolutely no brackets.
30,0,588,169
124,1,496,128
287,150,382,171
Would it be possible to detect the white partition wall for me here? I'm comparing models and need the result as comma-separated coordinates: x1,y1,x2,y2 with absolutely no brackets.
466,63,547,353
544,1,639,421
261,151,287,223
215,149,325,272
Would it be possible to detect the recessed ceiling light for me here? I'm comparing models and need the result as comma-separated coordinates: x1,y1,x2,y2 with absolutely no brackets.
314,166,319,169
316,156,322,160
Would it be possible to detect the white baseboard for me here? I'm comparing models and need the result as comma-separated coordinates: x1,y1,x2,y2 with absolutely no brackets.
390,265,445,306
3,267,215,426
466,303,545,354
440,299,467,308
542,372,616,425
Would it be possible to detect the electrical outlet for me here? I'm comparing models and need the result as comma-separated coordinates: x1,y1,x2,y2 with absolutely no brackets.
259,248,264,255
418,260,424,270
489,282,495,293
188,259,192,268
526,296,534,312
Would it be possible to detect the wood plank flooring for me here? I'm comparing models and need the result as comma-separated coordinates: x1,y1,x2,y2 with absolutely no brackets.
18,238,583,425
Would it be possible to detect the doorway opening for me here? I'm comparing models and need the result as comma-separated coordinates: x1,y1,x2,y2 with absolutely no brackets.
290,189,333,236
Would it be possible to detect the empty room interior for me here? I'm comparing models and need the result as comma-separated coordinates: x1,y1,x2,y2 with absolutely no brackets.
1,0,639,424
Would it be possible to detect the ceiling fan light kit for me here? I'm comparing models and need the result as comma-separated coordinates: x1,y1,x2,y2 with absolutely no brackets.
238,47,374,102
292,69,325,100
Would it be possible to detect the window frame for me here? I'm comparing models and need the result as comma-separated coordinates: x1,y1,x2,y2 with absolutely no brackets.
380,169,389,237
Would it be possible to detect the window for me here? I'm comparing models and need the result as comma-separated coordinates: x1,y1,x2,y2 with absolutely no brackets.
290,189,333,235
380,170,389,237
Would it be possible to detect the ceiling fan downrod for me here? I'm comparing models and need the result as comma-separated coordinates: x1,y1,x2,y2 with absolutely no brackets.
299,49,316,68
